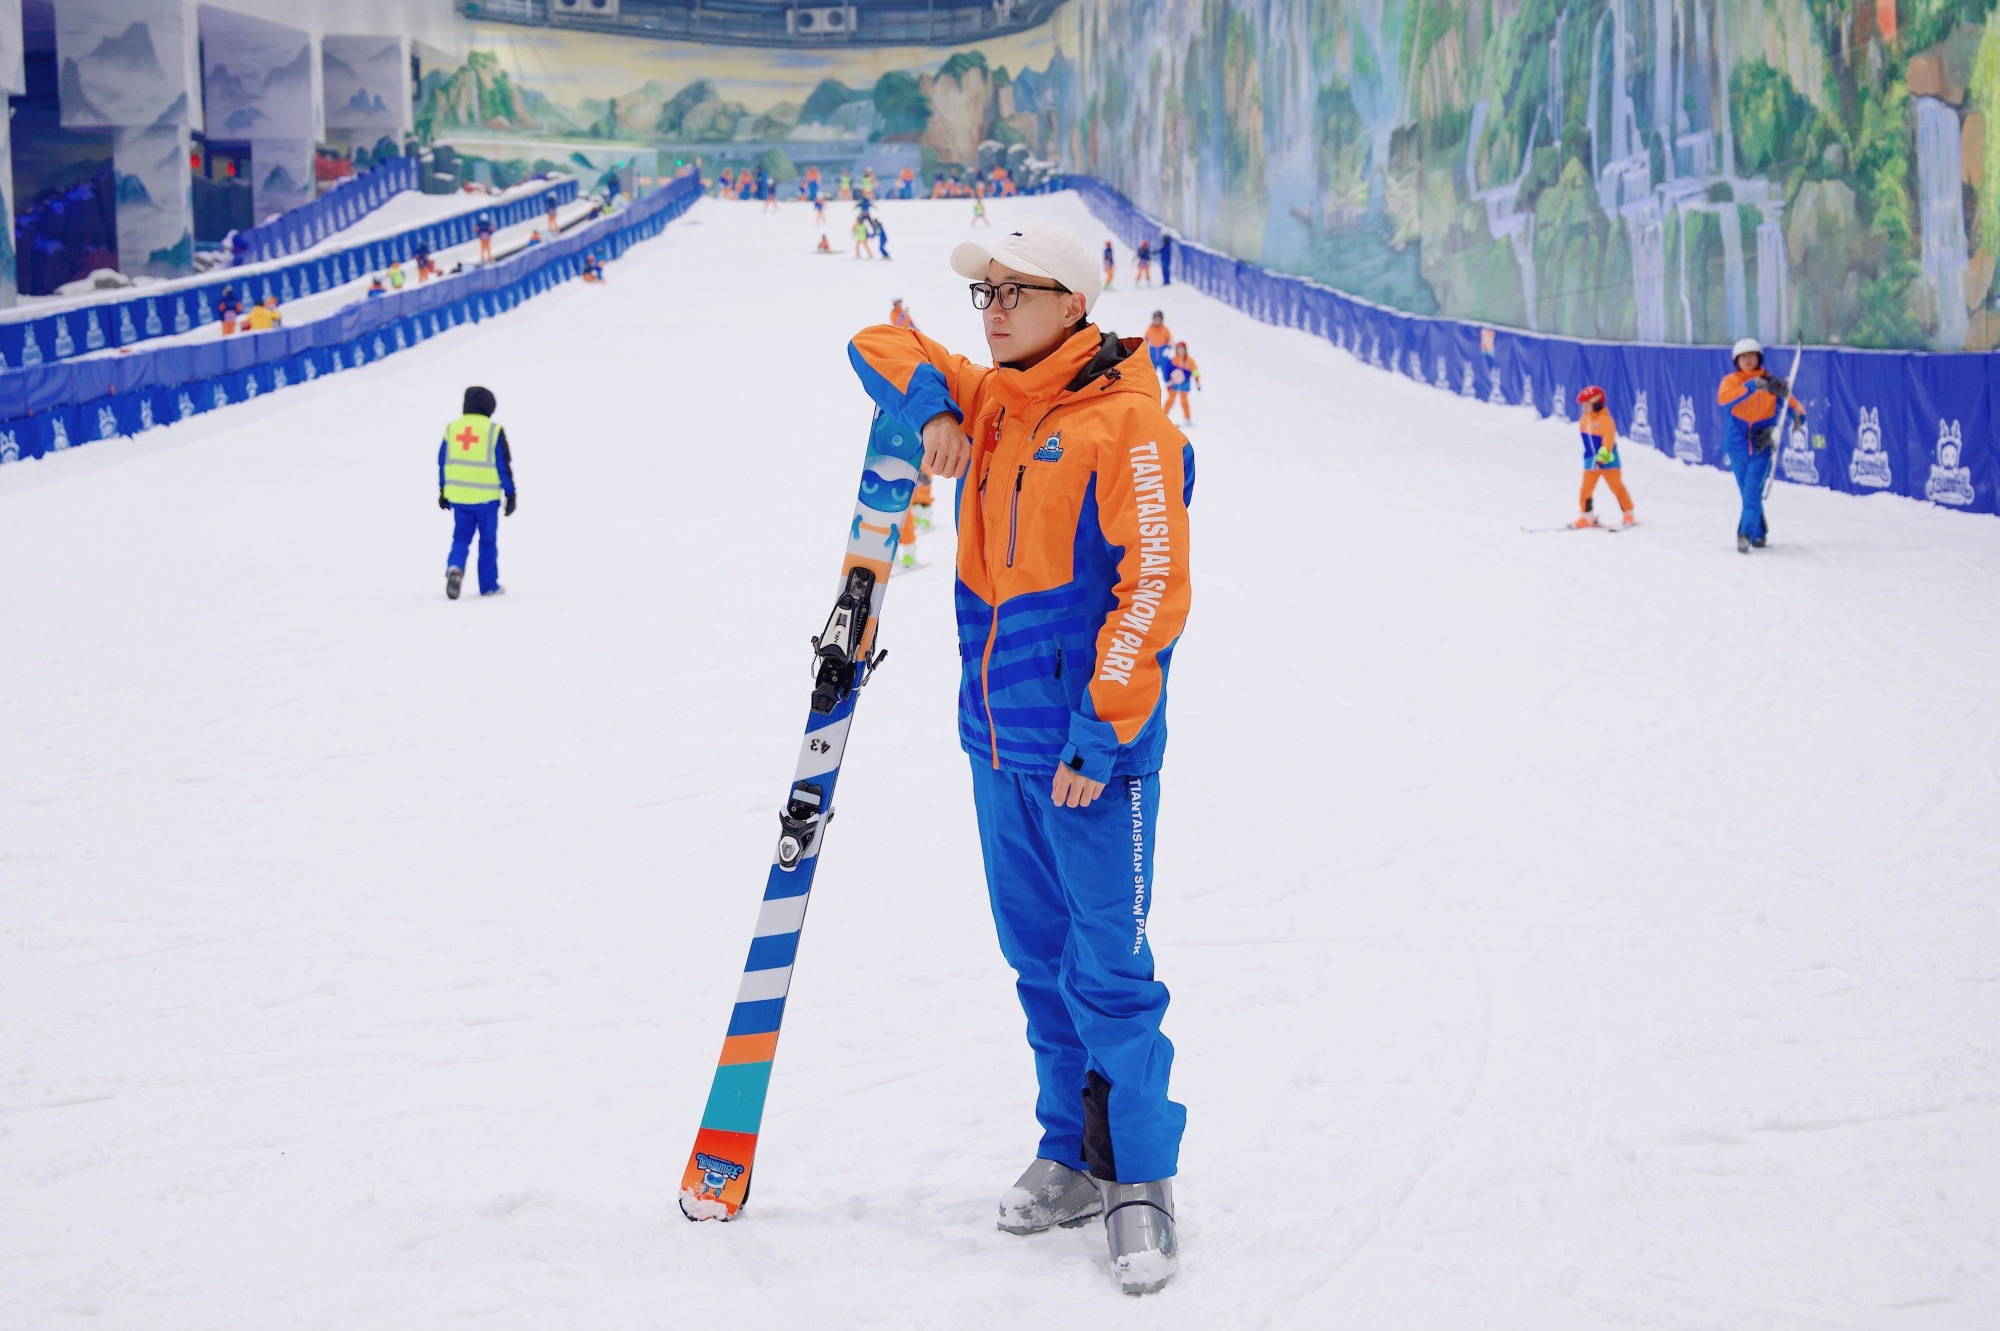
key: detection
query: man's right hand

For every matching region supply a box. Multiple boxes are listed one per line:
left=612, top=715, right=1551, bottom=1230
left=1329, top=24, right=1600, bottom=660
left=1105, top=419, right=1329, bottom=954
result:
left=922, top=412, right=972, bottom=480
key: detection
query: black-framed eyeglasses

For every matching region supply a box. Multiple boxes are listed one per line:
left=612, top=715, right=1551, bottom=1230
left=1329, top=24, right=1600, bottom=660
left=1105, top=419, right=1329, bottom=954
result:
left=969, top=280, right=1069, bottom=310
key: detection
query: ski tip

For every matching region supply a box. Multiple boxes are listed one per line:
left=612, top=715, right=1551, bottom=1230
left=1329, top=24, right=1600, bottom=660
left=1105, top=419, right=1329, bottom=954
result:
left=679, top=1190, right=738, bottom=1222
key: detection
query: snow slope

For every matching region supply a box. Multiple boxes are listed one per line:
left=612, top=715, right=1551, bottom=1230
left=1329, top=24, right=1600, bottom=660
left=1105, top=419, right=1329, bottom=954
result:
left=3, top=191, right=1998, bottom=1330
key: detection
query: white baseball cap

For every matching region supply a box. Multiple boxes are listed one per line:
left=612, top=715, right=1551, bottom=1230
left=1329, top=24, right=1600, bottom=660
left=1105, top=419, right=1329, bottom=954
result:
left=951, top=225, right=1102, bottom=314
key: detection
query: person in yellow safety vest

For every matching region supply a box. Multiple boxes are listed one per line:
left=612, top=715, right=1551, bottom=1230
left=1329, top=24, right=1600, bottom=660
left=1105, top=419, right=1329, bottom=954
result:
left=437, top=385, right=518, bottom=599
left=246, top=295, right=280, bottom=331
left=387, top=261, right=406, bottom=289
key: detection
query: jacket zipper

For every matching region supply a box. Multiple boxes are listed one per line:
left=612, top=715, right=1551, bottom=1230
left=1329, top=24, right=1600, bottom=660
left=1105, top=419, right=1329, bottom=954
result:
left=1005, top=465, right=1024, bottom=568
left=978, top=405, right=1010, bottom=768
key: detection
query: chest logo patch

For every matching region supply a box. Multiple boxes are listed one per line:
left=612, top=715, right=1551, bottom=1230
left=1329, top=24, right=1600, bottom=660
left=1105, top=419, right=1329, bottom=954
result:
left=1033, top=432, right=1064, bottom=463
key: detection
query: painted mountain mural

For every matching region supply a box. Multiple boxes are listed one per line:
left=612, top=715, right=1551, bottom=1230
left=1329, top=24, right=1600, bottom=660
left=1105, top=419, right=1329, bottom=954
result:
left=1047, top=0, right=2000, bottom=352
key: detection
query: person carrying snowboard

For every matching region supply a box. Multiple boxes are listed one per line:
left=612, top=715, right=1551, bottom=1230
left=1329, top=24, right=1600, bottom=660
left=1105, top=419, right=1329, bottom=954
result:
left=1572, top=386, right=1636, bottom=527
left=846, top=224, right=1193, bottom=1295
left=438, top=386, right=517, bottom=599
left=1717, top=337, right=1804, bottom=552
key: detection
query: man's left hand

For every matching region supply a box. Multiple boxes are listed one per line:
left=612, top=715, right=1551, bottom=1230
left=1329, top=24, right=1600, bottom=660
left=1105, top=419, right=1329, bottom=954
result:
left=1052, top=765, right=1106, bottom=809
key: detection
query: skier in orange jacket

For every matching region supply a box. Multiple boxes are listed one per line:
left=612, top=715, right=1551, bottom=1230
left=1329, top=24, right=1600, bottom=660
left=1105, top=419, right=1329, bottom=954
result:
left=1572, top=386, right=1636, bottom=527
left=844, top=225, right=1192, bottom=1292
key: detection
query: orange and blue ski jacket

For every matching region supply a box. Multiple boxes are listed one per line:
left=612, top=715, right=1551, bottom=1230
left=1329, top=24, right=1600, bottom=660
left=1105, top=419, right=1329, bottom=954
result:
left=1579, top=405, right=1620, bottom=469
left=848, top=323, right=1194, bottom=781
left=1718, top=369, right=1805, bottom=453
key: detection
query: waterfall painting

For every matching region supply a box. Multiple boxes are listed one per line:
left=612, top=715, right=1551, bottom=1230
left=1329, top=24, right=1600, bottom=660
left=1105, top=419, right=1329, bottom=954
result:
left=1051, top=0, right=2000, bottom=352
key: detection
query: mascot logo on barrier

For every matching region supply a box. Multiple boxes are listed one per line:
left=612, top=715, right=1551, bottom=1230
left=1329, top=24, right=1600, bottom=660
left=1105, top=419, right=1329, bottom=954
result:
left=1779, top=414, right=1819, bottom=485
left=1849, top=407, right=1892, bottom=488
left=1925, top=419, right=1974, bottom=507
left=21, top=328, right=42, bottom=367
left=1460, top=362, right=1478, bottom=398
left=97, top=406, right=119, bottom=440
left=139, top=399, right=155, bottom=431
left=212, top=384, right=230, bottom=410
left=1551, top=382, right=1569, bottom=421
left=272, top=365, right=289, bottom=390
left=174, top=298, right=192, bottom=334
left=1433, top=355, right=1451, bottom=391
left=1629, top=391, right=1654, bottom=445
left=1488, top=367, right=1507, bottom=405
left=50, top=417, right=70, bottom=451
left=85, top=311, right=105, bottom=352
left=1520, top=373, right=1536, bottom=410
left=1406, top=348, right=1423, bottom=381
left=54, top=320, right=76, bottom=359
left=0, top=430, right=18, bottom=464
left=177, top=393, right=195, bottom=420
left=303, top=359, right=318, bottom=381
left=145, top=301, right=163, bottom=337
left=118, top=307, right=138, bottom=343
left=1673, top=396, right=1704, bottom=463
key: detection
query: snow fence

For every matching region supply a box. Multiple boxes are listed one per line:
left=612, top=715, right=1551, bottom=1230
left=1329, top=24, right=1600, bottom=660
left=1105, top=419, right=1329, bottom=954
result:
left=232, top=157, right=421, bottom=266
left=0, top=176, right=698, bottom=466
left=1070, top=176, right=2000, bottom=519
left=0, top=177, right=578, bottom=372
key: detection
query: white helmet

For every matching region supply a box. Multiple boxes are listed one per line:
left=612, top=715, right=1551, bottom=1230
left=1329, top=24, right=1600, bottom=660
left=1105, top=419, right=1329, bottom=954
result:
left=1731, top=337, right=1763, bottom=363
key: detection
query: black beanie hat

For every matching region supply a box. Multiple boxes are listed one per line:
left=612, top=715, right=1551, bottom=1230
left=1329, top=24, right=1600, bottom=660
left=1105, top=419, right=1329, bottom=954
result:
left=463, top=386, right=496, bottom=416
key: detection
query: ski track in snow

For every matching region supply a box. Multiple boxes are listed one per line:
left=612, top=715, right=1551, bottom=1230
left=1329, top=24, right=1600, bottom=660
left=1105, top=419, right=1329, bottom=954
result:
left=3, top=191, right=1999, bottom=1330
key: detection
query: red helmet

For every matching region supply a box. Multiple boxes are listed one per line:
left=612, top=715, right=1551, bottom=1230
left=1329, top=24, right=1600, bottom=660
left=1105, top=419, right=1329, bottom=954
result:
left=1576, top=385, right=1606, bottom=407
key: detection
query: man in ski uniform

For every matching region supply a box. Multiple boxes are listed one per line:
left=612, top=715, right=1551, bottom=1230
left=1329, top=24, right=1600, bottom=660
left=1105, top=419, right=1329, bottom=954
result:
left=847, top=224, right=1193, bottom=1294
left=1143, top=311, right=1174, bottom=378
left=1717, top=337, right=1804, bottom=552
left=1572, top=386, right=1636, bottom=527
left=438, top=386, right=517, bottom=600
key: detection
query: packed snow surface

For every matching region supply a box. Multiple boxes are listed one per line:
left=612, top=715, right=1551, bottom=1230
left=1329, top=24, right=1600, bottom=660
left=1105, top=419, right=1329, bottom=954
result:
left=3, top=191, right=1998, bottom=1330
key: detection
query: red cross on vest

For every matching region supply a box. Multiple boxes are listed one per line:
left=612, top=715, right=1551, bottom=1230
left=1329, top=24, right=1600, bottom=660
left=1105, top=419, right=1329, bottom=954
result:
left=456, top=426, right=480, bottom=451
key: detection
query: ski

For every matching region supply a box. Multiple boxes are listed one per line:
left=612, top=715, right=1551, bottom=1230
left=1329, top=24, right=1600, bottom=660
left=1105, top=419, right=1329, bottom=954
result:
left=1521, top=522, right=1628, bottom=534
left=678, top=407, right=923, bottom=1223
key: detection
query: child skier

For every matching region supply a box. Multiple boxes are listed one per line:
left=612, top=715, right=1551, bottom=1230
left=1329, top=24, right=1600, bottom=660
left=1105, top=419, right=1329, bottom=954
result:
left=852, top=217, right=874, bottom=259
left=1163, top=341, right=1200, bottom=423
left=1572, top=386, right=1636, bottom=527
left=1135, top=239, right=1154, bottom=285
left=889, top=297, right=918, bottom=330
left=971, top=195, right=990, bottom=227
left=438, top=385, right=517, bottom=600
left=475, top=212, right=494, bottom=263
left=1102, top=239, right=1116, bottom=290
left=1143, top=310, right=1174, bottom=379
left=216, top=285, right=242, bottom=335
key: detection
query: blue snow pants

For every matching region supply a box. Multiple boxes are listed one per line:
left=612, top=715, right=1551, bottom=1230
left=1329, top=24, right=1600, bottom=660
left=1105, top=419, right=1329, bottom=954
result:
left=447, top=501, right=501, bottom=594
left=969, top=762, right=1185, bottom=1183
left=1727, top=446, right=1772, bottom=540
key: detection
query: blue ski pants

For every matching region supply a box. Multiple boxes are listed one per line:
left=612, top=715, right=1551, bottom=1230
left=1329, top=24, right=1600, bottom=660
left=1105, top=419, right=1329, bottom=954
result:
left=969, top=762, right=1185, bottom=1183
left=447, top=501, right=501, bottom=594
left=1727, top=446, right=1772, bottom=540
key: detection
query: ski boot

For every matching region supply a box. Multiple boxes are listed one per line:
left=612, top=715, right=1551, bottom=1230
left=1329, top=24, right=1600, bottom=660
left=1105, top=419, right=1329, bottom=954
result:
left=996, top=1159, right=1102, bottom=1235
left=446, top=566, right=464, bottom=599
left=1102, top=1178, right=1178, bottom=1295
left=1571, top=512, right=1599, bottom=529
left=1621, top=510, right=1637, bottom=527
left=480, top=584, right=506, bottom=597
left=1737, top=532, right=1752, bottom=553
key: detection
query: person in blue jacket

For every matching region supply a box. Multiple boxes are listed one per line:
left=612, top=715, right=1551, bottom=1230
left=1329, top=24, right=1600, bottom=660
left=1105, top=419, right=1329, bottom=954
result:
left=1717, top=337, right=1805, bottom=553
left=437, top=385, right=517, bottom=599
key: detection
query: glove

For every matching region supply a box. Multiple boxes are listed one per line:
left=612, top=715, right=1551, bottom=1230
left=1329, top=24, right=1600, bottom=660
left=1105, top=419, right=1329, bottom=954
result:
left=1594, top=446, right=1615, bottom=466
left=438, top=492, right=450, bottom=510
left=1762, top=375, right=1789, bottom=399
left=504, top=493, right=517, bottom=517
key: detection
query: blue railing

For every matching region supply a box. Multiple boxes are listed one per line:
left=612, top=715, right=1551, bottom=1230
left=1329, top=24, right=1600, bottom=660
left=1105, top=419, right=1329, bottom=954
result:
left=0, top=177, right=697, bottom=464
left=233, top=157, right=421, bottom=265
left=0, top=177, right=578, bottom=371
left=1071, top=176, right=1998, bottom=518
